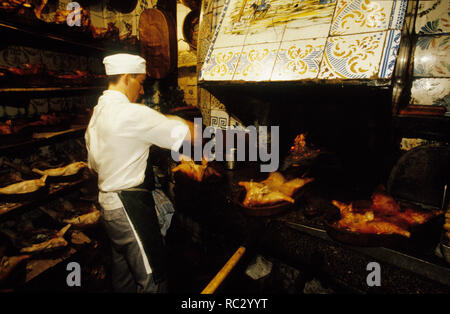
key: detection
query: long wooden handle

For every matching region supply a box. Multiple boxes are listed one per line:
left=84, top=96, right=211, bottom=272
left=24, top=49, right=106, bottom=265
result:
left=201, top=246, right=246, bottom=294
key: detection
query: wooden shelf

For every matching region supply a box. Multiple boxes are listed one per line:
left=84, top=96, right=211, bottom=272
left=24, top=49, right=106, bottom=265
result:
left=25, top=247, right=77, bottom=283
left=0, top=86, right=105, bottom=94
left=0, top=14, right=140, bottom=55
left=0, top=125, right=87, bottom=155
left=0, top=174, right=93, bottom=221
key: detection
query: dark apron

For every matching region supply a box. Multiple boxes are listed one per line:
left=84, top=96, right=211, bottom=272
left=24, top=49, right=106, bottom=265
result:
left=117, top=154, right=167, bottom=284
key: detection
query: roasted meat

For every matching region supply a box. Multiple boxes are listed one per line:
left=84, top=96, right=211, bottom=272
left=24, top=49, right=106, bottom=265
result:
left=262, top=172, right=314, bottom=197
left=0, top=64, right=43, bottom=76
left=32, top=161, right=87, bottom=177
left=238, top=172, right=313, bottom=207
left=29, top=113, right=65, bottom=127
left=331, top=189, right=443, bottom=238
left=0, top=175, right=47, bottom=195
left=55, top=6, right=89, bottom=28
left=0, top=254, right=30, bottom=285
left=332, top=200, right=411, bottom=238
left=39, top=200, right=100, bottom=229
left=239, top=181, right=295, bottom=207
left=33, top=0, right=47, bottom=19
left=19, top=224, right=71, bottom=253
left=172, top=157, right=221, bottom=182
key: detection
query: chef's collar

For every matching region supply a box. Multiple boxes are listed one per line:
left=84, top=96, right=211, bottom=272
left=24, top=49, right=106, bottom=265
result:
left=103, top=90, right=130, bottom=103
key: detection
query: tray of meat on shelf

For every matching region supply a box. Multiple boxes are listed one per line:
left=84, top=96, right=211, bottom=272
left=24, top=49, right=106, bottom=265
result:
left=0, top=232, right=30, bottom=288
left=0, top=209, right=72, bottom=258
left=29, top=112, right=71, bottom=133
left=47, top=70, right=90, bottom=86
left=0, top=175, right=49, bottom=203
left=39, top=198, right=100, bottom=229
left=0, top=119, right=33, bottom=145
left=233, top=172, right=315, bottom=217
left=31, top=161, right=88, bottom=183
left=0, top=64, right=48, bottom=87
left=324, top=188, right=444, bottom=250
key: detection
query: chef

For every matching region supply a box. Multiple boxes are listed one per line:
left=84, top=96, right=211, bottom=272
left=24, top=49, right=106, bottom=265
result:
left=85, top=53, right=194, bottom=293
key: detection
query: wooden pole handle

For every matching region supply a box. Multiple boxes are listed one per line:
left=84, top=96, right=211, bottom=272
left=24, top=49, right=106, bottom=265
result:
left=201, top=246, right=246, bottom=294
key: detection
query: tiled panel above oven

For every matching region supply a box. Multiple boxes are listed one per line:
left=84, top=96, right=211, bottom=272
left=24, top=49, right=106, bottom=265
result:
left=200, top=0, right=409, bottom=82
left=271, top=38, right=326, bottom=80
left=415, top=0, right=450, bottom=35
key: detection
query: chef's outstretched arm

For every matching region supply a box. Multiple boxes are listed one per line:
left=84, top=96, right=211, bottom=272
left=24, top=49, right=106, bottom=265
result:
left=166, top=115, right=196, bottom=145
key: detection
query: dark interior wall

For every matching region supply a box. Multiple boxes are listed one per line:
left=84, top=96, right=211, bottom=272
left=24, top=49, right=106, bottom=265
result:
left=205, top=83, right=397, bottom=195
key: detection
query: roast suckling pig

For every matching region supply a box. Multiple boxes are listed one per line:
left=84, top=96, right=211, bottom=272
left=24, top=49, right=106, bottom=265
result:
left=0, top=64, right=43, bottom=76
left=40, top=199, right=100, bottom=229
left=172, top=156, right=221, bottom=182
left=239, top=172, right=314, bottom=207
left=332, top=200, right=411, bottom=238
left=32, top=161, right=87, bottom=177
left=331, top=189, right=444, bottom=237
left=19, top=224, right=71, bottom=253
left=0, top=254, right=30, bottom=285
left=0, top=175, right=47, bottom=195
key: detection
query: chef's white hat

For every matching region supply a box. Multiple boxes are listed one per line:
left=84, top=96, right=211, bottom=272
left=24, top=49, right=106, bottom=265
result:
left=103, top=53, right=146, bottom=75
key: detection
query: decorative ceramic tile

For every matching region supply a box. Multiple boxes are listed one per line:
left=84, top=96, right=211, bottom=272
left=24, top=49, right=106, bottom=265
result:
left=283, top=0, right=337, bottom=41
left=233, top=43, right=279, bottom=81
left=211, top=109, right=229, bottom=129
left=410, top=78, right=450, bottom=107
left=379, top=29, right=401, bottom=79
left=271, top=38, right=326, bottom=81
left=212, top=0, right=248, bottom=49
left=318, top=31, right=386, bottom=79
left=330, top=0, right=394, bottom=36
left=413, top=35, right=450, bottom=77
left=212, top=5, right=225, bottom=31
left=415, top=0, right=450, bottom=35
left=211, top=93, right=226, bottom=110
left=197, top=12, right=214, bottom=64
left=213, top=0, right=226, bottom=9
left=388, top=0, right=407, bottom=30
left=200, top=46, right=242, bottom=81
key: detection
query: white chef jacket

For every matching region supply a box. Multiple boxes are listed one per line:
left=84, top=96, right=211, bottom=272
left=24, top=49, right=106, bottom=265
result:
left=85, top=90, right=188, bottom=192
left=85, top=90, right=188, bottom=275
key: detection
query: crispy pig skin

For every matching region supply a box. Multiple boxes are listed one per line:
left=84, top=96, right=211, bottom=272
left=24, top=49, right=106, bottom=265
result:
left=0, top=175, right=47, bottom=195
left=32, top=161, right=87, bottom=177
left=238, top=172, right=313, bottom=207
